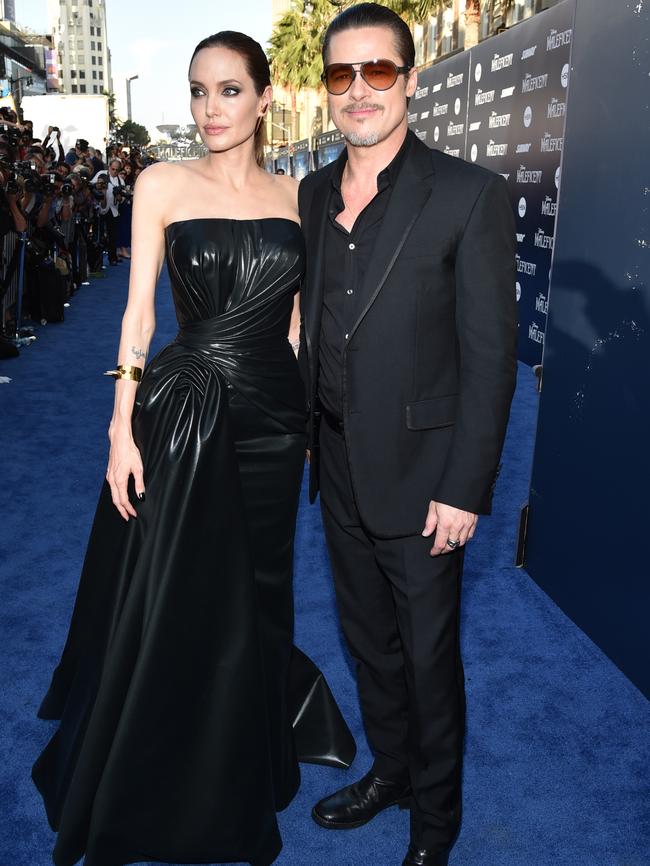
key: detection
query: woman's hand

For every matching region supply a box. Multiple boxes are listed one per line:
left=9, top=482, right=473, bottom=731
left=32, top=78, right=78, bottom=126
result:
left=106, top=423, right=145, bottom=520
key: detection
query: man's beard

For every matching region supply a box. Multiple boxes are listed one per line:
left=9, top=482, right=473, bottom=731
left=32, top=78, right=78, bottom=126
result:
left=341, top=104, right=383, bottom=147
left=344, top=130, right=380, bottom=146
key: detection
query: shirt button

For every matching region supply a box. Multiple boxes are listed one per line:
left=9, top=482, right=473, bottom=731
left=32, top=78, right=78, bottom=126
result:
left=348, top=242, right=356, bottom=250
left=346, top=289, right=353, bottom=295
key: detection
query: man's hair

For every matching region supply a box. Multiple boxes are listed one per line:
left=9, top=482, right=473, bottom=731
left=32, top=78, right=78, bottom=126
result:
left=322, top=2, right=415, bottom=68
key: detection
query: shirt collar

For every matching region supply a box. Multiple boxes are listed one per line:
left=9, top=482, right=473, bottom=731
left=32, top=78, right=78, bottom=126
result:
left=330, top=128, right=413, bottom=194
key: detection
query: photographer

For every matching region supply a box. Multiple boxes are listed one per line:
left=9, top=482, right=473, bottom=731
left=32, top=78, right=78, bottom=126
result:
left=64, top=138, right=93, bottom=171
left=0, top=158, right=28, bottom=236
left=42, top=127, right=65, bottom=164
left=92, top=158, right=125, bottom=265
left=0, top=157, right=29, bottom=345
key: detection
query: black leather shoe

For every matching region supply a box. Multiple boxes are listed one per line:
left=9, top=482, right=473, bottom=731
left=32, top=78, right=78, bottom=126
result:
left=312, top=770, right=411, bottom=829
left=402, top=843, right=449, bottom=866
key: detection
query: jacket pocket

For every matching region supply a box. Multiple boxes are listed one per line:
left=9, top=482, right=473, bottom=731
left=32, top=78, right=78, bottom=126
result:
left=405, top=395, right=458, bottom=430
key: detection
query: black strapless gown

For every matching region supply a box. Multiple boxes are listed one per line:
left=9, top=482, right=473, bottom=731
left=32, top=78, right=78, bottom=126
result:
left=32, top=219, right=353, bottom=866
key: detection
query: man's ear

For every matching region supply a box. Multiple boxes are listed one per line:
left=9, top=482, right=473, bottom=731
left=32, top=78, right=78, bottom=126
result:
left=405, top=66, right=418, bottom=99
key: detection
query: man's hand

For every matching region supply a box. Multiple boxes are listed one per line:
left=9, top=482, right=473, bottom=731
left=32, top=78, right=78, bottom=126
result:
left=422, top=500, right=478, bottom=556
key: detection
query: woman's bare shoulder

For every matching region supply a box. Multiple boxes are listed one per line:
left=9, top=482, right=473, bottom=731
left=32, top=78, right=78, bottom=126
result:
left=268, top=173, right=300, bottom=213
left=136, top=160, right=188, bottom=188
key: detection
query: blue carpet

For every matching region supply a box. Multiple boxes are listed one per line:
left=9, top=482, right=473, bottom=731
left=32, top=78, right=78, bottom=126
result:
left=1, top=263, right=648, bottom=866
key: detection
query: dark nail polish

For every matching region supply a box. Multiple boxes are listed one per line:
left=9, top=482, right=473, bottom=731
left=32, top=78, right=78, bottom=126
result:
left=137, top=492, right=145, bottom=501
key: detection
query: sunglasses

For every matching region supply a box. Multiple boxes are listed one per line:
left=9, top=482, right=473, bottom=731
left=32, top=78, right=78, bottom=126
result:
left=321, top=58, right=412, bottom=96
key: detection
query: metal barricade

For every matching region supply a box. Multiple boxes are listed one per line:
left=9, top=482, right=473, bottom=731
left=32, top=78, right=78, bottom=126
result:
left=1, top=228, right=32, bottom=345
left=1, top=231, right=20, bottom=329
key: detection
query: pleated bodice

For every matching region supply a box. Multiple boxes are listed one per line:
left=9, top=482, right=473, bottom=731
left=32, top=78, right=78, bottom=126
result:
left=145, top=217, right=308, bottom=433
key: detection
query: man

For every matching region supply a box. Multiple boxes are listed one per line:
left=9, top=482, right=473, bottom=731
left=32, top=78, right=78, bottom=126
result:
left=298, top=4, right=517, bottom=865
left=65, top=138, right=89, bottom=167
left=92, top=158, right=124, bottom=265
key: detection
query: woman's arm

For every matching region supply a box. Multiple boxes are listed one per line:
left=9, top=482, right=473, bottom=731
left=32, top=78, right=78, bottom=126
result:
left=289, top=292, right=300, bottom=356
left=106, top=164, right=167, bottom=520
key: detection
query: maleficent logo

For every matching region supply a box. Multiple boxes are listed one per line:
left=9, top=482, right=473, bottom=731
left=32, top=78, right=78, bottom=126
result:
left=547, top=98, right=566, bottom=119
left=489, top=112, right=511, bottom=128
left=517, top=166, right=543, bottom=184
left=547, top=28, right=572, bottom=51
left=491, top=52, right=514, bottom=72
left=541, top=196, right=557, bottom=217
left=475, top=89, right=495, bottom=106
left=541, top=133, right=563, bottom=153
left=522, top=73, right=549, bottom=93
left=517, top=256, right=537, bottom=276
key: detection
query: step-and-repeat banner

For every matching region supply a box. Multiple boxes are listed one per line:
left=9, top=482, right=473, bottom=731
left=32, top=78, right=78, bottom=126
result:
left=409, top=0, right=574, bottom=365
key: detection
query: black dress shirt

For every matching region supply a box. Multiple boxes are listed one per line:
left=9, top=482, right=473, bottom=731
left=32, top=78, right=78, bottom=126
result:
left=318, top=131, right=412, bottom=419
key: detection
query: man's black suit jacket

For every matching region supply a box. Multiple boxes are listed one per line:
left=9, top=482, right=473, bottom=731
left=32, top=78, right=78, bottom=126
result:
left=298, top=131, right=518, bottom=539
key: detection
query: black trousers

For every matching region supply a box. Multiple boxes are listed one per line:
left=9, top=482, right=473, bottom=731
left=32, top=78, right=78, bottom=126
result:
left=105, top=210, right=119, bottom=263
left=319, top=418, right=465, bottom=853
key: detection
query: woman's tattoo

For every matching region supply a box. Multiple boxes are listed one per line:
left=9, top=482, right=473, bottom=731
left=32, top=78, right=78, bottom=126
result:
left=131, top=346, right=146, bottom=360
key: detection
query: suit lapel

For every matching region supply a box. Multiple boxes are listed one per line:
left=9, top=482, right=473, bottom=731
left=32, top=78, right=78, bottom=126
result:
left=347, top=135, right=435, bottom=343
left=303, top=167, right=333, bottom=372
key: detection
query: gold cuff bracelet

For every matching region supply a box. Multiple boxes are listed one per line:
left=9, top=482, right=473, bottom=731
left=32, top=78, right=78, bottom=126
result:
left=104, top=364, right=143, bottom=382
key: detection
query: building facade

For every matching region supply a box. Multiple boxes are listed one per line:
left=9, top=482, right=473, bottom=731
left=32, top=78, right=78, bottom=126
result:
left=47, top=0, right=112, bottom=95
left=0, top=22, right=51, bottom=108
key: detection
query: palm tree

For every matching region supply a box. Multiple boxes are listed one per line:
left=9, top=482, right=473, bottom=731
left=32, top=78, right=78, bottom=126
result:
left=269, top=0, right=332, bottom=142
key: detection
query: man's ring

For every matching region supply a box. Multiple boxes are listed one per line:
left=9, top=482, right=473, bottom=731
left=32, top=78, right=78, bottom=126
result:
left=446, top=538, right=461, bottom=549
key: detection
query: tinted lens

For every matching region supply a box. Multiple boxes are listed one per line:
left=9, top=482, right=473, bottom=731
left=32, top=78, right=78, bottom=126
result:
left=325, top=64, right=355, bottom=95
left=360, top=60, right=398, bottom=90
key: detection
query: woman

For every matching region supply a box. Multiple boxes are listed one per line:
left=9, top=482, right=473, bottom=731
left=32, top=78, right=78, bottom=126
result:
left=32, top=31, right=353, bottom=866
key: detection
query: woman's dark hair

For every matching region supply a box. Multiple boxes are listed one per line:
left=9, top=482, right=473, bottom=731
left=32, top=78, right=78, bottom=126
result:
left=189, top=31, right=270, bottom=166
left=322, top=2, right=415, bottom=69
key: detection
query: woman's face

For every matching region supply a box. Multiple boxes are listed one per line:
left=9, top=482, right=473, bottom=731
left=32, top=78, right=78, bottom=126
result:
left=189, top=46, right=271, bottom=154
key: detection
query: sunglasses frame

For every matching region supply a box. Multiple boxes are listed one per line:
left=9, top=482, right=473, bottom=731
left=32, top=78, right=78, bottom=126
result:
left=321, top=58, right=413, bottom=95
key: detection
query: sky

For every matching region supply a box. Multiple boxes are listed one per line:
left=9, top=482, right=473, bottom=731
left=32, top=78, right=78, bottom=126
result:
left=17, top=0, right=274, bottom=139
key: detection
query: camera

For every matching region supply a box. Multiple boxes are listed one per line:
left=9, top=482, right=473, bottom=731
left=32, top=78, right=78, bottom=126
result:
left=4, top=173, right=20, bottom=195
left=113, top=185, right=133, bottom=202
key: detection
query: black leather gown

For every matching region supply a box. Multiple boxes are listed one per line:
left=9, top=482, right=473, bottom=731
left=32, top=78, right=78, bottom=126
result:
left=32, top=218, right=353, bottom=866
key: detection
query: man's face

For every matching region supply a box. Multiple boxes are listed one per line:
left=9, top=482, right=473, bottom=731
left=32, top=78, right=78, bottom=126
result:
left=325, top=25, right=416, bottom=148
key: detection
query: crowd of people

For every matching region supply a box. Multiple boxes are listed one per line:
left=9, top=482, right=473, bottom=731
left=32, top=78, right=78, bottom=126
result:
left=0, top=103, right=155, bottom=351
